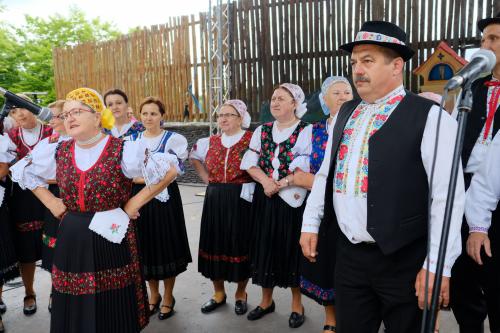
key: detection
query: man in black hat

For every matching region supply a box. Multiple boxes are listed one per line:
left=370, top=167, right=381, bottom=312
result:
left=450, top=12, right=500, bottom=333
left=300, top=20, right=465, bottom=332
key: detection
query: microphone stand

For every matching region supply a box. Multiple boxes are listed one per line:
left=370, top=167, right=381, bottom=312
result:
left=425, top=82, right=473, bottom=332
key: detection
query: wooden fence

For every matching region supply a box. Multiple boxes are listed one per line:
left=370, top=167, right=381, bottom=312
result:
left=53, top=0, right=498, bottom=121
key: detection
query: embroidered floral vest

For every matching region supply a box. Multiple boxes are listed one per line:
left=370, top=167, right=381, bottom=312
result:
left=56, top=136, right=132, bottom=212
left=205, top=131, right=253, bottom=184
left=8, top=124, right=53, bottom=160
left=310, top=119, right=329, bottom=175
left=258, top=121, right=308, bottom=179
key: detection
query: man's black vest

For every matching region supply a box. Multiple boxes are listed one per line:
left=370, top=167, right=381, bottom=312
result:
left=462, top=74, right=500, bottom=170
left=324, top=92, right=435, bottom=255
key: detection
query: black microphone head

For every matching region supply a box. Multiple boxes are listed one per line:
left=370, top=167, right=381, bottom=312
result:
left=37, top=107, right=53, bottom=122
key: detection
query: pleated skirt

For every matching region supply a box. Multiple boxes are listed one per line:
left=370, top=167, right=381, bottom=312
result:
left=198, top=183, right=252, bottom=282
left=41, top=184, right=60, bottom=272
left=50, top=211, right=149, bottom=333
left=250, top=184, right=305, bottom=289
left=132, top=182, right=192, bottom=281
left=0, top=182, right=19, bottom=284
left=299, top=218, right=337, bottom=306
left=9, top=182, right=45, bottom=263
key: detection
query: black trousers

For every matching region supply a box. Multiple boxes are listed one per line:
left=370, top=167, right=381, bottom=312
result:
left=335, top=234, right=426, bottom=333
left=450, top=221, right=500, bottom=333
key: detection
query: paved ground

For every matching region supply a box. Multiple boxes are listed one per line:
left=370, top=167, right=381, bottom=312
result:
left=1, top=185, right=489, bottom=332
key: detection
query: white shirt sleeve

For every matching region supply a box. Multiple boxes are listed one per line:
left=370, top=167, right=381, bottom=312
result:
left=289, top=124, right=313, bottom=173
left=121, top=140, right=177, bottom=182
left=301, top=122, right=335, bottom=233
left=0, top=134, right=16, bottom=163
left=240, top=125, right=262, bottom=170
left=465, top=131, right=500, bottom=234
left=165, top=133, right=189, bottom=161
left=10, top=137, right=56, bottom=190
left=189, top=137, right=210, bottom=162
left=421, top=105, right=465, bottom=277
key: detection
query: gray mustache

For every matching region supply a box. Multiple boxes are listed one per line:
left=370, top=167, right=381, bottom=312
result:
left=355, top=76, right=370, bottom=83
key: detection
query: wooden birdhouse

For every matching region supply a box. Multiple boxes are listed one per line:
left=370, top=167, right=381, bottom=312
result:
left=413, top=41, right=468, bottom=112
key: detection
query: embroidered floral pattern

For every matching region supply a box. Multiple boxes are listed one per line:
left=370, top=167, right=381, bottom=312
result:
left=105, top=122, right=145, bottom=139
left=310, top=119, right=329, bottom=175
left=16, top=220, right=44, bottom=232
left=199, top=249, right=248, bottom=263
left=258, top=121, right=308, bottom=179
left=56, top=137, right=132, bottom=212
left=8, top=125, right=53, bottom=160
left=42, top=233, right=57, bottom=248
left=476, top=84, right=500, bottom=145
left=299, top=276, right=335, bottom=303
left=52, top=263, right=137, bottom=295
left=205, top=131, right=253, bottom=184
left=335, top=94, right=404, bottom=197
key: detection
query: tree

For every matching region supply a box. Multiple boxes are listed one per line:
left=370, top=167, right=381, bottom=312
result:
left=2, top=6, right=120, bottom=104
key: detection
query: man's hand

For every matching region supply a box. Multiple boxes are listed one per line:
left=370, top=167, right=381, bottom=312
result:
left=415, top=268, right=450, bottom=310
left=299, top=232, right=318, bottom=263
left=466, top=232, right=492, bottom=265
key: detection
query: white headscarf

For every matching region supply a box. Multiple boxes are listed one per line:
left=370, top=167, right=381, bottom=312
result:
left=279, top=83, right=308, bottom=118
left=319, top=76, right=352, bottom=115
left=221, top=99, right=251, bottom=129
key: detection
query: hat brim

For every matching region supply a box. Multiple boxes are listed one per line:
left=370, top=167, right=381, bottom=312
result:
left=478, top=17, right=500, bottom=32
left=340, top=40, right=415, bottom=62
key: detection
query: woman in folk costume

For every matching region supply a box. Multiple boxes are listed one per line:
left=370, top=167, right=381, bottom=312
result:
left=104, top=89, right=144, bottom=139
left=297, top=76, right=353, bottom=333
left=190, top=99, right=254, bottom=316
left=5, top=93, right=53, bottom=316
left=10, top=88, right=177, bottom=333
left=0, top=133, right=19, bottom=333
left=240, top=83, right=313, bottom=328
left=11, top=100, right=71, bottom=312
left=125, top=96, right=192, bottom=320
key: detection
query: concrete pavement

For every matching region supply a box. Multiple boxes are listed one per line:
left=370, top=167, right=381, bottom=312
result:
left=1, top=185, right=483, bottom=332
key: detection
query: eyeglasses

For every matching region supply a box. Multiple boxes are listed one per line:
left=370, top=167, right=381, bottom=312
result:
left=58, top=108, right=95, bottom=121
left=216, top=113, right=240, bottom=119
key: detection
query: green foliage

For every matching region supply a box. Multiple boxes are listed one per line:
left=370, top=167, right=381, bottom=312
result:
left=0, top=6, right=120, bottom=105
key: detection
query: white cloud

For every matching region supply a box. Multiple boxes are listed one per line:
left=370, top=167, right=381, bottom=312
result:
left=1, top=0, right=210, bottom=32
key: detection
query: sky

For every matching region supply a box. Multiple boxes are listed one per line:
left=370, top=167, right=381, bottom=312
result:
left=1, top=0, right=211, bottom=32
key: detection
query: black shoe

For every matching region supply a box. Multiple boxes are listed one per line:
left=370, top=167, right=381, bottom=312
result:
left=23, top=295, right=37, bottom=316
left=148, top=295, right=162, bottom=317
left=158, top=297, right=175, bottom=320
left=0, top=299, right=6, bottom=314
left=324, top=325, right=336, bottom=332
left=234, top=294, right=248, bottom=315
left=247, top=301, right=275, bottom=321
left=201, top=296, right=226, bottom=314
left=288, top=306, right=305, bottom=328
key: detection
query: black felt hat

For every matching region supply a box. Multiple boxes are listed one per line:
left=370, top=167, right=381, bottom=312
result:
left=478, top=12, right=500, bottom=32
left=339, top=21, right=415, bottom=61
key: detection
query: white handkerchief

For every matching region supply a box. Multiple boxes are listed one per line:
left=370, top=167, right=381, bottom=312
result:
left=240, top=182, right=256, bottom=202
left=88, top=208, right=130, bottom=244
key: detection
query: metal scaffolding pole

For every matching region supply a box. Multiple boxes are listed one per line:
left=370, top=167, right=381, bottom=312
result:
left=208, top=0, right=231, bottom=134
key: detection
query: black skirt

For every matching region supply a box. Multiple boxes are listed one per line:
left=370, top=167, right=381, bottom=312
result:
left=9, top=182, right=45, bottom=263
left=0, top=181, right=19, bottom=284
left=132, top=182, right=192, bottom=281
left=41, top=184, right=60, bottom=272
left=250, top=184, right=305, bottom=289
left=299, top=218, right=337, bottom=306
left=198, top=183, right=252, bottom=283
left=50, top=211, right=149, bottom=333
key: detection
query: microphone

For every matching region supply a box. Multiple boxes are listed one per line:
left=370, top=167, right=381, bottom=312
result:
left=0, top=87, right=52, bottom=122
left=444, top=49, right=496, bottom=90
